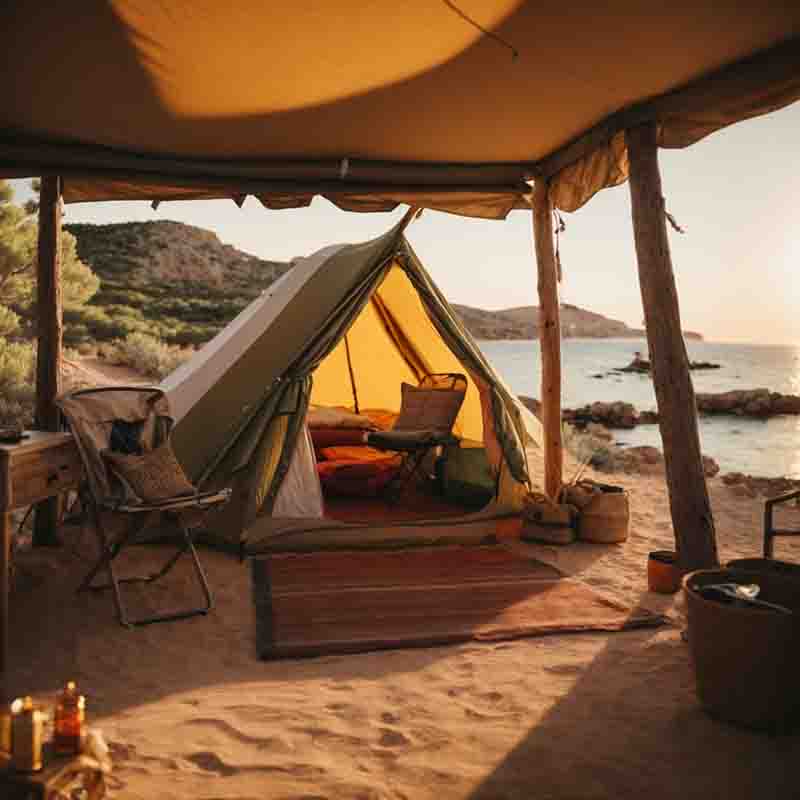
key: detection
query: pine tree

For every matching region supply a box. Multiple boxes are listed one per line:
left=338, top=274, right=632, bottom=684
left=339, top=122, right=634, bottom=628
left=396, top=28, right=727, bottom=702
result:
left=0, top=180, right=100, bottom=337
left=0, top=180, right=100, bottom=427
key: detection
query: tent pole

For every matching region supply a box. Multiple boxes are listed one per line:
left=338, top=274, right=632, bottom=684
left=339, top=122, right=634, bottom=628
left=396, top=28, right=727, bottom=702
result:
left=396, top=206, right=421, bottom=236
left=343, top=334, right=359, bottom=413
left=33, top=175, right=64, bottom=547
left=626, top=123, right=718, bottom=572
left=531, top=180, right=563, bottom=501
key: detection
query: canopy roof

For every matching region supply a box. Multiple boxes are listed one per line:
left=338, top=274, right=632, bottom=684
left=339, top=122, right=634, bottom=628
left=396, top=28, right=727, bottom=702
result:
left=2, top=2, right=799, bottom=216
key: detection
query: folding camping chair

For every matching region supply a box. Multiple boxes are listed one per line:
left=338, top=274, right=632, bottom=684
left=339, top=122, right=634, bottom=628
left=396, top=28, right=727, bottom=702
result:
left=763, top=488, right=800, bottom=558
left=367, top=373, right=467, bottom=498
left=56, top=386, right=231, bottom=628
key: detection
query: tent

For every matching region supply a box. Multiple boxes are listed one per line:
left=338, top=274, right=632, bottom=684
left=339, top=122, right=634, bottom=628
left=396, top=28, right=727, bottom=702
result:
left=161, top=218, right=541, bottom=554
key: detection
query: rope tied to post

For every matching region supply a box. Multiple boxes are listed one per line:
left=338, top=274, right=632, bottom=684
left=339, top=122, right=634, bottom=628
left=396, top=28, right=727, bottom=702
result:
left=553, top=209, right=566, bottom=282
left=663, top=198, right=686, bottom=234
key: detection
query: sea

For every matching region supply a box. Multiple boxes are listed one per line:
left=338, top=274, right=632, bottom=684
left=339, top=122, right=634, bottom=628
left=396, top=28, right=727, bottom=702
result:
left=480, top=338, right=800, bottom=479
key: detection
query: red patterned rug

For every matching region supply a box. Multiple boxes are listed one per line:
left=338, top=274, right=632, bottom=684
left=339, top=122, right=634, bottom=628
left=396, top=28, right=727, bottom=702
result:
left=252, top=545, right=666, bottom=659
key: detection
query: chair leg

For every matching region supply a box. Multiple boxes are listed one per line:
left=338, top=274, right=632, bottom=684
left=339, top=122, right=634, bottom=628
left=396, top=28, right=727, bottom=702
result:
left=179, top=516, right=214, bottom=614
left=764, top=502, right=774, bottom=559
left=386, top=449, right=430, bottom=503
left=78, top=506, right=213, bottom=628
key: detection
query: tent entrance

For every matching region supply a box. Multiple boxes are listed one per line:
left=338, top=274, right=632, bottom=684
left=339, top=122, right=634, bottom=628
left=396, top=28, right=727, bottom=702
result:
left=307, top=261, right=495, bottom=524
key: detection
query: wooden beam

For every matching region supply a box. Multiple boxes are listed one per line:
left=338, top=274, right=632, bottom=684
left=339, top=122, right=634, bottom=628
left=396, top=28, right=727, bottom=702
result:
left=626, top=123, right=718, bottom=572
left=531, top=180, right=563, bottom=501
left=0, top=511, right=8, bottom=704
left=33, top=175, right=63, bottom=547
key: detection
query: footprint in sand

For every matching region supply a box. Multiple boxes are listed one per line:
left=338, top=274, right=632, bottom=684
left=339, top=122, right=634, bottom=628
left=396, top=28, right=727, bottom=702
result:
left=377, top=728, right=411, bottom=748
left=185, top=751, right=326, bottom=780
left=186, top=751, right=239, bottom=777
left=543, top=663, right=584, bottom=676
left=328, top=682, right=355, bottom=692
left=183, top=717, right=291, bottom=752
left=324, top=701, right=369, bottom=722
left=294, top=725, right=364, bottom=748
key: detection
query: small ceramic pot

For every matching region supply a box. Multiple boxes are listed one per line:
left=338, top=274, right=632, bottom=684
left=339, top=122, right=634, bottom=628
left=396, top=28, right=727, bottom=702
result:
left=648, top=550, right=680, bottom=594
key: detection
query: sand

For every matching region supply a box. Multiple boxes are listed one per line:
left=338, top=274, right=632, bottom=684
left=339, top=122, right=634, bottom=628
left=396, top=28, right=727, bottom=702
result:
left=9, top=466, right=800, bottom=800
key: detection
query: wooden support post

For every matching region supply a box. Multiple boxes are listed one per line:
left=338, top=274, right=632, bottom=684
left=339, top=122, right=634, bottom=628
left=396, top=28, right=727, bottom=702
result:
left=626, top=123, right=718, bottom=572
left=33, top=175, right=63, bottom=547
left=531, top=180, right=563, bottom=501
left=0, top=510, right=9, bottom=703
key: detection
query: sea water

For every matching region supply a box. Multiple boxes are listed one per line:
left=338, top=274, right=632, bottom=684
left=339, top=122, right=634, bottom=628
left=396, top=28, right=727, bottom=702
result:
left=480, top=338, right=800, bottom=479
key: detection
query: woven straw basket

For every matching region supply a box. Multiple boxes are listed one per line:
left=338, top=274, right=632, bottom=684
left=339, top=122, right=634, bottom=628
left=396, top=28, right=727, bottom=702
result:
left=562, top=482, right=629, bottom=543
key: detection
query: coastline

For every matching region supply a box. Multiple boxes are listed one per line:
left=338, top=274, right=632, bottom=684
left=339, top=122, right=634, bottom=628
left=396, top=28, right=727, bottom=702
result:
left=479, top=337, right=800, bottom=480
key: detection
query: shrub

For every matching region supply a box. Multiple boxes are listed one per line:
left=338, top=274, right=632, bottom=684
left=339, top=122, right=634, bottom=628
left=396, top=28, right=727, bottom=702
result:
left=75, top=342, right=97, bottom=357
left=0, top=338, right=35, bottom=427
left=0, top=306, right=20, bottom=337
left=107, top=332, right=194, bottom=380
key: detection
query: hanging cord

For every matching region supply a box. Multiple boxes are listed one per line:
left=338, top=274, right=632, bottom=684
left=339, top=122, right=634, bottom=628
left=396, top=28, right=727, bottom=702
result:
left=442, top=0, right=519, bottom=61
left=552, top=208, right=566, bottom=282
left=663, top=198, right=686, bottom=234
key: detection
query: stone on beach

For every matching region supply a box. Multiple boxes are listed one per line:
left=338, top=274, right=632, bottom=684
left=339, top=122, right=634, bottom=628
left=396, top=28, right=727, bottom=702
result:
left=696, top=388, right=800, bottom=417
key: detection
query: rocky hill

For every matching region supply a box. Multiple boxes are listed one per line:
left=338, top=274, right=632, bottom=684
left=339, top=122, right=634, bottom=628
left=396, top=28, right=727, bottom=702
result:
left=65, top=220, right=702, bottom=347
left=452, top=302, right=702, bottom=340
left=65, top=221, right=292, bottom=346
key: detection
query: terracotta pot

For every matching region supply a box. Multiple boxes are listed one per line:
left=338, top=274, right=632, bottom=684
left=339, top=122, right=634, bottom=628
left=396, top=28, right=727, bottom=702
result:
left=648, top=550, right=680, bottom=593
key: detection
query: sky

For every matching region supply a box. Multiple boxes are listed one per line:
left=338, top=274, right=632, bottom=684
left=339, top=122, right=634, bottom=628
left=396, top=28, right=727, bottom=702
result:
left=9, top=101, right=800, bottom=345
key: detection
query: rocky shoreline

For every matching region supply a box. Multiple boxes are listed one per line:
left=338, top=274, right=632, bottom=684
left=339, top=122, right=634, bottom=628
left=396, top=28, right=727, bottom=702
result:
left=520, top=388, right=800, bottom=430
left=518, top=393, right=800, bottom=497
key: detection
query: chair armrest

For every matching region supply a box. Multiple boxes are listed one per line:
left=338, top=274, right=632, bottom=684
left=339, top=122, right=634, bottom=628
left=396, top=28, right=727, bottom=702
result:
left=764, top=488, right=800, bottom=512
left=763, top=488, right=800, bottom=558
left=105, top=488, right=232, bottom=513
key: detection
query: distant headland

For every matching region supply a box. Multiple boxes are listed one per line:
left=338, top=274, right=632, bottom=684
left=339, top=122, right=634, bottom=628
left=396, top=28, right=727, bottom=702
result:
left=452, top=302, right=703, bottom=341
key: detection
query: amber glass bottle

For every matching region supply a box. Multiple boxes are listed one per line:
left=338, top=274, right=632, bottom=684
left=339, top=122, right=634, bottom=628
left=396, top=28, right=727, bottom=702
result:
left=53, top=681, right=85, bottom=755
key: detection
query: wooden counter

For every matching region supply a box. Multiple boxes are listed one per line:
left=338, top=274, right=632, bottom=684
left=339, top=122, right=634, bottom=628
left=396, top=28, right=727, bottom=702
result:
left=0, top=432, right=82, bottom=702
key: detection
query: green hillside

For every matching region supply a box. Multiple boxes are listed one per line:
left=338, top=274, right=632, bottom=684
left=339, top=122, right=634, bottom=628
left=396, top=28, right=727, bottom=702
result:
left=64, top=221, right=292, bottom=347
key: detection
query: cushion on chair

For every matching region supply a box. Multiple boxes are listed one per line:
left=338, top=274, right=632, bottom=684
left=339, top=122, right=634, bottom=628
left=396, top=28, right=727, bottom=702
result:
left=103, top=440, right=196, bottom=503
left=393, top=383, right=465, bottom=435
left=367, top=429, right=443, bottom=451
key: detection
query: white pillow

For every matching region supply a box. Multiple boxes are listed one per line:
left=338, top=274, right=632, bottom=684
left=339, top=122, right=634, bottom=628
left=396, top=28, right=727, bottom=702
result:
left=306, top=405, right=376, bottom=430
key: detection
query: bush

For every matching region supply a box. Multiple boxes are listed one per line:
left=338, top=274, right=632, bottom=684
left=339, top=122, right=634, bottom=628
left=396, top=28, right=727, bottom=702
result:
left=0, top=338, right=35, bottom=427
left=106, top=332, right=194, bottom=380
left=0, top=306, right=20, bottom=337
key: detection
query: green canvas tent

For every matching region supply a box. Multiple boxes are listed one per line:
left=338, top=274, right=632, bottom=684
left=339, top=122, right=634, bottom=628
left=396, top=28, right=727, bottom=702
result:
left=162, top=219, right=542, bottom=554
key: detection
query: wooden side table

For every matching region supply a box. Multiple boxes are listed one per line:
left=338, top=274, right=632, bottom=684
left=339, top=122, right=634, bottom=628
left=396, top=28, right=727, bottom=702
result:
left=0, top=432, right=83, bottom=703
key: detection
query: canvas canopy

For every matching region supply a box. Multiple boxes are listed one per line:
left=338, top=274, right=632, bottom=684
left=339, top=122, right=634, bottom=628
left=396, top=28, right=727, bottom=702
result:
left=1, top=3, right=798, bottom=216
left=161, top=219, right=541, bottom=552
